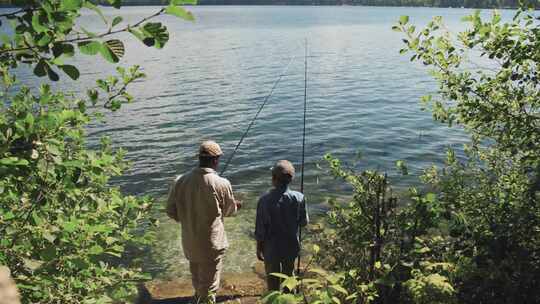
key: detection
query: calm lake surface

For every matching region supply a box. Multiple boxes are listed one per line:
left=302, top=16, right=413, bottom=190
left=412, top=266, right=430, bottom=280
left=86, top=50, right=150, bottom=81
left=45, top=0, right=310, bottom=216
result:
left=9, top=5, right=515, bottom=278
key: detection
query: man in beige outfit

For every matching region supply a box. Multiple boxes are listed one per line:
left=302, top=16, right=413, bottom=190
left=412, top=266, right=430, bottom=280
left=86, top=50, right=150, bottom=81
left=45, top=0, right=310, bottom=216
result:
left=166, top=140, right=241, bottom=304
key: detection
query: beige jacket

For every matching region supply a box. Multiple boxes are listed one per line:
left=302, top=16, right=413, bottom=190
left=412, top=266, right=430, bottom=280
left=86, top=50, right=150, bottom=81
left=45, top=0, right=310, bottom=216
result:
left=166, top=167, right=237, bottom=262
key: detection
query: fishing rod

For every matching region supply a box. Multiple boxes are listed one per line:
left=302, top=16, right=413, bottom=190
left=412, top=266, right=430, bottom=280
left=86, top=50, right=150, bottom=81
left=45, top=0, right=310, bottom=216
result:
left=297, top=39, right=308, bottom=275
left=220, top=55, right=296, bottom=176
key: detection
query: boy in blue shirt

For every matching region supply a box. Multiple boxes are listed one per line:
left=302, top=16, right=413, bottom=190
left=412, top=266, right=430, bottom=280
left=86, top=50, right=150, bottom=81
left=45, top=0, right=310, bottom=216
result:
left=255, top=160, right=309, bottom=291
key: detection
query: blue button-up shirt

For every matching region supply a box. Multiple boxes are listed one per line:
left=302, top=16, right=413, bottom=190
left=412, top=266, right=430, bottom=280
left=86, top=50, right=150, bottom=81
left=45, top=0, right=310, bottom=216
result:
left=255, top=185, right=308, bottom=261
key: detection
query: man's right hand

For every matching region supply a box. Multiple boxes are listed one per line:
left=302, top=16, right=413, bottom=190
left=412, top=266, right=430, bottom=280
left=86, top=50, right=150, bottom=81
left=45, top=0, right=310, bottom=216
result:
left=235, top=200, right=243, bottom=210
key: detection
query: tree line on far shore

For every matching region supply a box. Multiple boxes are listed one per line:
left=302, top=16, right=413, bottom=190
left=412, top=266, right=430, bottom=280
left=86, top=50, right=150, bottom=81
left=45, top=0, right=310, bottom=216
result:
left=0, top=0, right=535, bottom=8
left=199, top=0, right=528, bottom=8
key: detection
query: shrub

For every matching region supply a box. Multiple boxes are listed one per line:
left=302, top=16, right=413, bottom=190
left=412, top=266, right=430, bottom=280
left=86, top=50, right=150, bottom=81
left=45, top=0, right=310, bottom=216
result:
left=396, top=7, right=540, bottom=303
left=0, top=0, right=195, bottom=302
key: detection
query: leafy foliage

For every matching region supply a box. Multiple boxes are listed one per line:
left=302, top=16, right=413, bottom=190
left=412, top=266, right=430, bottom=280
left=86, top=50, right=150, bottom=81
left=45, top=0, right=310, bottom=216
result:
left=265, top=156, right=455, bottom=304
left=261, top=257, right=357, bottom=304
left=394, top=7, right=540, bottom=304
left=313, top=155, right=455, bottom=304
left=262, top=5, right=540, bottom=304
left=0, top=0, right=195, bottom=302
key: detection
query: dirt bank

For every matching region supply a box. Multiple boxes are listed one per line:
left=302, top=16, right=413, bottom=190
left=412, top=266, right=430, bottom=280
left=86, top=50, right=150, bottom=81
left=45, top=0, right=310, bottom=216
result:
left=138, top=262, right=268, bottom=304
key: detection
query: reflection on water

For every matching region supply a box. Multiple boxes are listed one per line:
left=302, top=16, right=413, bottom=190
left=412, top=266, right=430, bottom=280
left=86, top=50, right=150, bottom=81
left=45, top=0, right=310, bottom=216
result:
left=8, top=5, right=513, bottom=278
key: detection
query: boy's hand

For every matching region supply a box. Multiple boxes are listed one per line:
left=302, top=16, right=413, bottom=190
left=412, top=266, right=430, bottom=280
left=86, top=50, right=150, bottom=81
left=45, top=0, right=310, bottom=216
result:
left=235, top=200, right=243, bottom=210
left=256, top=241, right=264, bottom=261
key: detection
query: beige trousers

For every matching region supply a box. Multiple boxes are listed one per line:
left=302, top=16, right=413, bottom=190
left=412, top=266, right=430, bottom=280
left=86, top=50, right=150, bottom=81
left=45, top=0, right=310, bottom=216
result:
left=189, top=258, right=223, bottom=301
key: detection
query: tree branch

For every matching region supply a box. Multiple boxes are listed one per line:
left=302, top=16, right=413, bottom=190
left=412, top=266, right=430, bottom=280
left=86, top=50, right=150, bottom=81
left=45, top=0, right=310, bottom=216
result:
left=0, top=8, right=165, bottom=55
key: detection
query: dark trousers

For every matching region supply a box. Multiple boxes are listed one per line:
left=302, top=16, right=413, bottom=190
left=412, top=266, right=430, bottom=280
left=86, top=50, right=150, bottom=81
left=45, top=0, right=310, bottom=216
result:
left=264, top=257, right=296, bottom=291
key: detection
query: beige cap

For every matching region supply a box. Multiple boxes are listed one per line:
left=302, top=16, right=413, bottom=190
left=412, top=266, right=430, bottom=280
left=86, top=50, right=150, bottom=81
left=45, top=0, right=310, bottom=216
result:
left=198, top=140, right=223, bottom=157
left=272, top=160, right=295, bottom=179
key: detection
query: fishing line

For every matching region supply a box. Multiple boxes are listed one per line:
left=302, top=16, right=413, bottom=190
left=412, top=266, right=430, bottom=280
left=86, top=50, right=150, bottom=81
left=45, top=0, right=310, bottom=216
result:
left=297, top=38, right=308, bottom=275
left=220, top=55, right=297, bottom=176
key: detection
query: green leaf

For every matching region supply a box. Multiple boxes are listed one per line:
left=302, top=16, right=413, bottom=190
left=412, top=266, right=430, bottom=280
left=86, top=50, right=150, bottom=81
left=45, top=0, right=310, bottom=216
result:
left=425, top=192, right=437, bottom=202
left=415, top=246, right=431, bottom=254
left=104, top=39, right=125, bottom=59
left=330, top=285, right=348, bottom=295
left=89, top=245, right=104, bottom=255
left=399, top=15, right=409, bottom=25
left=43, top=231, right=56, bottom=243
left=52, top=43, right=75, bottom=58
left=111, top=16, right=123, bottom=27
left=396, top=160, right=408, bottom=175
left=32, top=13, right=48, bottom=33
left=23, top=258, right=44, bottom=271
left=270, top=272, right=290, bottom=280
left=108, top=0, right=122, bottom=9
left=46, top=67, right=59, bottom=81
left=308, top=268, right=328, bottom=277
left=37, top=34, right=52, bottom=47
left=34, top=59, right=48, bottom=77
left=46, top=143, right=61, bottom=156
left=78, top=41, right=101, bottom=55
left=275, top=294, right=296, bottom=304
left=2, top=211, right=15, bottom=220
left=51, top=56, right=64, bottom=66
left=0, top=157, right=29, bottom=166
left=281, top=277, right=299, bottom=292
left=165, top=5, right=195, bottom=21
left=25, top=113, right=34, bottom=128
left=141, top=22, right=169, bottom=49
left=59, top=65, right=80, bottom=80
left=313, top=244, right=320, bottom=254
left=32, top=212, right=44, bottom=225
left=61, top=0, right=83, bottom=11
left=261, top=291, right=281, bottom=304
left=71, top=258, right=89, bottom=270
left=87, top=89, right=99, bottom=104
left=99, top=43, right=120, bottom=63
left=41, top=245, right=57, bottom=261
left=62, top=221, right=78, bottom=233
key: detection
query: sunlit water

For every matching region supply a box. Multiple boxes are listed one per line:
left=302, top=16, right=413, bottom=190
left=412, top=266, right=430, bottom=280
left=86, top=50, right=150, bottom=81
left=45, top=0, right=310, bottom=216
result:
left=5, top=5, right=517, bottom=279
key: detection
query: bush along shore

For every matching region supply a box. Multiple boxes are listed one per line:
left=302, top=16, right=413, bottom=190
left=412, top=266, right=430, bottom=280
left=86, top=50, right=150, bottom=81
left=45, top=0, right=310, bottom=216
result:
left=0, top=0, right=196, bottom=302
left=262, top=7, right=540, bottom=304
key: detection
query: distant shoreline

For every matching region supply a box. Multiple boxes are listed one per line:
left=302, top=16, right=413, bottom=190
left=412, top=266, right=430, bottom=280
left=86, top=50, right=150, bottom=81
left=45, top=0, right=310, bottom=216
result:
left=0, top=3, right=524, bottom=9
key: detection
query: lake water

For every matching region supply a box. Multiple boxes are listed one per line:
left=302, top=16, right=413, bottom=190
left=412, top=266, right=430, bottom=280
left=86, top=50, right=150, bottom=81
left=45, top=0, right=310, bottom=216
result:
left=7, top=5, right=515, bottom=279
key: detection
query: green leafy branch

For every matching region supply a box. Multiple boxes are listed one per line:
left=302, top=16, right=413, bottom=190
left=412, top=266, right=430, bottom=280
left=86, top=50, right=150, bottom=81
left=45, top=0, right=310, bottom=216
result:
left=86, top=65, right=146, bottom=111
left=0, top=0, right=196, bottom=81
